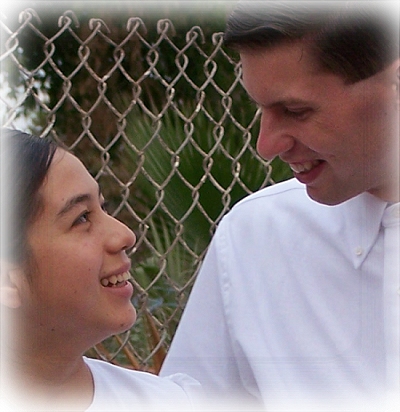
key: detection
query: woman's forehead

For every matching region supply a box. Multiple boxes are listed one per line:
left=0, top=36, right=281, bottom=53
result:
left=40, top=150, right=98, bottom=210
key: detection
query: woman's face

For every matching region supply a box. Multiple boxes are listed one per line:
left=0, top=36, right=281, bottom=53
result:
left=19, top=149, right=137, bottom=349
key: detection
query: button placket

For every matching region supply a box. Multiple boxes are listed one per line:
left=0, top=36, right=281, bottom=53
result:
left=382, top=203, right=400, bottom=404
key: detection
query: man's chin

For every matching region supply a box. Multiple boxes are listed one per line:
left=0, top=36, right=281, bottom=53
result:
left=305, top=186, right=357, bottom=206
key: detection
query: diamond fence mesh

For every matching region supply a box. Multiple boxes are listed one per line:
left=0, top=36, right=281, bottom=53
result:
left=0, top=5, right=291, bottom=373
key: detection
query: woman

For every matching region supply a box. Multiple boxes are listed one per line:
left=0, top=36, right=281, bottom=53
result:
left=0, top=128, right=200, bottom=411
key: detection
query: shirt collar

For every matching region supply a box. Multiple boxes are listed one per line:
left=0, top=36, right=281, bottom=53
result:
left=341, top=192, right=388, bottom=269
left=382, top=202, right=400, bottom=228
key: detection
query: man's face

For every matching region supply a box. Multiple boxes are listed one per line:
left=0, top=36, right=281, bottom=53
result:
left=240, top=41, right=399, bottom=205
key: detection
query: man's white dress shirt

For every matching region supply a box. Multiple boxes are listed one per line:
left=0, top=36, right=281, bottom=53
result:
left=161, top=178, right=399, bottom=411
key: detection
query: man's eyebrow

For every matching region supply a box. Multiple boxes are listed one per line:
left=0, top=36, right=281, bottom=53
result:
left=247, top=95, right=259, bottom=106
left=247, top=94, right=310, bottom=108
left=57, top=185, right=101, bottom=217
left=272, top=98, right=311, bottom=107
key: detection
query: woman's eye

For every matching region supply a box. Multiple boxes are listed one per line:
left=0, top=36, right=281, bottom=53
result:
left=73, top=211, right=90, bottom=226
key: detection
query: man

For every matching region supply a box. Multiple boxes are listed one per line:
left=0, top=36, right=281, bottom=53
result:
left=160, top=1, right=399, bottom=411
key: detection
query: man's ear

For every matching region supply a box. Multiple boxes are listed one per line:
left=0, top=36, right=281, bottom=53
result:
left=396, top=61, right=399, bottom=105
left=0, top=263, right=25, bottom=309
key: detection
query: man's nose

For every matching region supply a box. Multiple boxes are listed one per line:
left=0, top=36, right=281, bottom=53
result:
left=256, top=110, right=295, bottom=160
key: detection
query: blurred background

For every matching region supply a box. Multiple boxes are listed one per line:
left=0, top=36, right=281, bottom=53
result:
left=0, top=0, right=291, bottom=373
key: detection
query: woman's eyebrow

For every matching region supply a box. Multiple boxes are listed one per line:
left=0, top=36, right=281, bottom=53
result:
left=57, top=185, right=101, bottom=218
left=57, top=194, right=92, bottom=218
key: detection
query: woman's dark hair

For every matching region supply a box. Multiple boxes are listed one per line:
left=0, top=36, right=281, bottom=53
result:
left=224, top=1, right=398, bottom=83
left=1, top=128, right=58, bottom=264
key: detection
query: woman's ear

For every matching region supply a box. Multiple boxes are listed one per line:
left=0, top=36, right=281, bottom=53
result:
left=390, top=59, right=400, bottom=103
left=0, top=263, right=25, bottom=309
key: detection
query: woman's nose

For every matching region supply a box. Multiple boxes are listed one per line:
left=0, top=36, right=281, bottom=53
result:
left=106, top=215, right=136, bottom=253
left=256, top=110, right=295, bottom=160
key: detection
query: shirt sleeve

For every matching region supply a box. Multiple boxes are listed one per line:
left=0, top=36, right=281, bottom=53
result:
left=160, top=218, right=244, bottom=399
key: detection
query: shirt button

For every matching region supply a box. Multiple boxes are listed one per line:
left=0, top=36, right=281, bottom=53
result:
left=355, top=247, right=364, bottom=256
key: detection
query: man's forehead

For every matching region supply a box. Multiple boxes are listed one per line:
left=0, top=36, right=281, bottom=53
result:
left=240, top=45, right=323, bottom=104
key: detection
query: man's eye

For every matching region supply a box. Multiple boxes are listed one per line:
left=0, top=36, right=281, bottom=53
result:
left=284, top=108, right=310, bottom=119
left=101, top=201, right=110, bottom=214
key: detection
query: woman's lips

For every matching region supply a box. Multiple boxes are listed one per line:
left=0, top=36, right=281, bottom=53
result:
left=101, top=271, right=131, bottom=287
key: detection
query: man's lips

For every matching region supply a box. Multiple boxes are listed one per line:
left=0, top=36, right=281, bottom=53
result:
left=288, top=159, right=325, bottom=185
left=289, top=159, right=322, bottom=174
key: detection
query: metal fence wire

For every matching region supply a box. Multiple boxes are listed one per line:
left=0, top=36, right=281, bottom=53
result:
left=0, top=7, right=289, bottom=372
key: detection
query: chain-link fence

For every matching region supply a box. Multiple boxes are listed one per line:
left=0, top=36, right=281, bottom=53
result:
left=0, top=4, right=291, bottom=373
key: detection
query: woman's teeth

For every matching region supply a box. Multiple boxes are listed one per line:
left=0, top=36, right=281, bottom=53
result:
left=101, top=272, right=131, bottom=287
left=289, top=160, right=321, bottom=174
